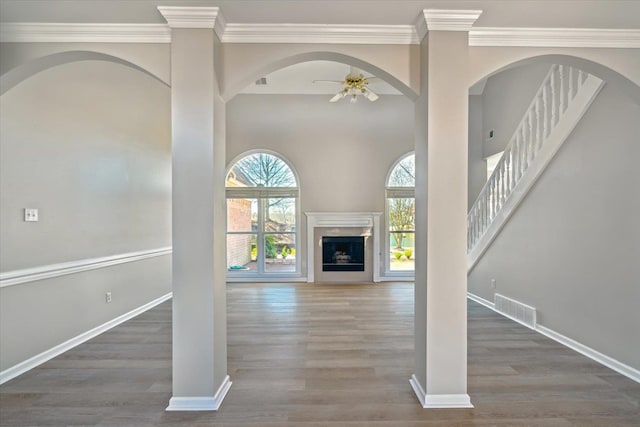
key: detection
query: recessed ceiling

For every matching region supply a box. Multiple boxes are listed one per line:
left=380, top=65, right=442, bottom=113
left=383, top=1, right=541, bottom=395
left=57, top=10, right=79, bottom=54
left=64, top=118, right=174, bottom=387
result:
left=240, top=60, right=402, bottom=96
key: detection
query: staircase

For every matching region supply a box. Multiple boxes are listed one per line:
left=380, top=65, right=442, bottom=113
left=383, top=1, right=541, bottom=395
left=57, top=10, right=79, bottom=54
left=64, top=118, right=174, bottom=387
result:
left=467, top=64, right=604, bottom=270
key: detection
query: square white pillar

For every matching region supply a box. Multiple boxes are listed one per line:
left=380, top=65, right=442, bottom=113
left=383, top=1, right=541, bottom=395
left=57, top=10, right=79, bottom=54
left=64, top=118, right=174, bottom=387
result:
left=412, top=9, right=481, bottom=409
left=159, top=6, right=230, bottom=411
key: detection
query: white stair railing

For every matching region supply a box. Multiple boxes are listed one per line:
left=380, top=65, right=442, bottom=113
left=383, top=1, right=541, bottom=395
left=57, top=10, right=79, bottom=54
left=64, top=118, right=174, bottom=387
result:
left=467, top=64, right=604, bottom=269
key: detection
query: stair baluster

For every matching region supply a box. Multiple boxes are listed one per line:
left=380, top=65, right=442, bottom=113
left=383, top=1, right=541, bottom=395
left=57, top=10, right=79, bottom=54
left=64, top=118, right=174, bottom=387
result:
left=467, top=65, right=604, bottom=263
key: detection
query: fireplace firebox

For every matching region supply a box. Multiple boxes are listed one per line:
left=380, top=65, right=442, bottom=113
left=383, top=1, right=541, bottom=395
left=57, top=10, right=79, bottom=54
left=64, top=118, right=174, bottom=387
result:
left=322, top=236, right=365, bottom=271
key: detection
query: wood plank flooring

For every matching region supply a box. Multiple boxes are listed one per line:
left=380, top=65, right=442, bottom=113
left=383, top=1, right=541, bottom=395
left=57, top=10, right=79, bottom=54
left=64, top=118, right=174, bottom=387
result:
left=1, top=282, right=638, bottom=426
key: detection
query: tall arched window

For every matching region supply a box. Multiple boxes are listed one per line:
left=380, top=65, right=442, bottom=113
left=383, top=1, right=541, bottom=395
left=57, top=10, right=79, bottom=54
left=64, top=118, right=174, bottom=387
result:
left=226, top=151, right=299, bottom=276
left=386, top=153, right=415, bottom=274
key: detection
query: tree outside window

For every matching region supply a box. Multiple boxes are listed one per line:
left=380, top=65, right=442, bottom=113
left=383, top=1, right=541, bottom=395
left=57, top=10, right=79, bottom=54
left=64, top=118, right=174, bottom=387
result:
left=386, top=154, right=415, bottom=272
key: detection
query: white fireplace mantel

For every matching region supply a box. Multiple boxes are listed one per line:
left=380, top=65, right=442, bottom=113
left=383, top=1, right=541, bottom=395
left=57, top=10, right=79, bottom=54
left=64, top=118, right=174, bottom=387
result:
left=305, top=212, right=382, bottom=283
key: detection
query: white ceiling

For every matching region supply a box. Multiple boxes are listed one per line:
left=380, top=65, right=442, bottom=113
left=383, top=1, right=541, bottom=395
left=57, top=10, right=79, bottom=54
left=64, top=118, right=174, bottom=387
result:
left=240, top=61, right=402, bottom=96
left=1, top=0, right=639, bottom=29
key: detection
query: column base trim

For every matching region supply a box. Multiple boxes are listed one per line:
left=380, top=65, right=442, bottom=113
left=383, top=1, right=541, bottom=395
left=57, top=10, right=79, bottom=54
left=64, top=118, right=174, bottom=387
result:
left=409, top=374, right=427, bottom=406
left=424, top=393, right=473, bottom=408
left=166, top=375, right=232, bottom=411
left=410, top=374, right=473, bottom=408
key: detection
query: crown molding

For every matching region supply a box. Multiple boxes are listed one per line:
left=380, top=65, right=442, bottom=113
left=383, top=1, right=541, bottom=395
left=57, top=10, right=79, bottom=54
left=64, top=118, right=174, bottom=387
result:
left=414, top=13, right=428, bottom=42
left=215, top=9, right=228, bottom=39
left=470, top=27, right=640, bottom=48
left=0, top=21, right=416, bottom=45
left=421, top=9, right=483, bottom=32
left=0, top=22, right=171, bottom=43
left=157, top=6, right=226, bottom=39
left=1, top=21, right=638, bottom=49
left=220, top=23, right=418, bottom=44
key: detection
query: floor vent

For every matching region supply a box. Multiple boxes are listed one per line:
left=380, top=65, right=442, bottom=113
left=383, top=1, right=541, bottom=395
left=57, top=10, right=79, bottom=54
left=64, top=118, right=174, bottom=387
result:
left=494, top=293, right=537, bottom=329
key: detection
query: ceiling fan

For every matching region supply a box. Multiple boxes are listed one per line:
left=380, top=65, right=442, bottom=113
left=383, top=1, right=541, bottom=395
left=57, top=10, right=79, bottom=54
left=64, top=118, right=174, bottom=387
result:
left=313, top=66, right=380, bottom=103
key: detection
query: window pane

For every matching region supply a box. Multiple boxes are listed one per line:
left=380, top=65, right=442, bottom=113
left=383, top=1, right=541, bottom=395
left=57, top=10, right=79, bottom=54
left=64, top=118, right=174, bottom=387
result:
left=486, top=151, right=504, bottom=181
left=388, top=196, right=415, bottom=272
left=226, top=153, right=297, bottom=187
left=227, top=233, right=257, bottom=272
left=227, top=198, right=257, bottom=232
left=264, top=197, right=296, bottom=233
left=264, top=233, right=296, bottom=273
left=390, top=232, right=415, bottom=271
left=388, top=198, right=415, bottom=233
left=388, top=154, right=415, bottom=187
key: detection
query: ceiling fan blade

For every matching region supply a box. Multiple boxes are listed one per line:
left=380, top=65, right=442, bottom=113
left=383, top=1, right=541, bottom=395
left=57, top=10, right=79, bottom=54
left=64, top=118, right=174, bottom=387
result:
left=363, top=87, right=379, bottom=102
left=366, top=77, right=382, bottom=83
left=349, top=66, right=363, bottom=77
left=313, top=80, right=343, bottom=84
left=329, top=92, right=345, bottom=102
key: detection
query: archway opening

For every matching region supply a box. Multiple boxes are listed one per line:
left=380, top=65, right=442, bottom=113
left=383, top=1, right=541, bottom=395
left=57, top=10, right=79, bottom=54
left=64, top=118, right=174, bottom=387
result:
left=225, top=57, right=415, bottom=283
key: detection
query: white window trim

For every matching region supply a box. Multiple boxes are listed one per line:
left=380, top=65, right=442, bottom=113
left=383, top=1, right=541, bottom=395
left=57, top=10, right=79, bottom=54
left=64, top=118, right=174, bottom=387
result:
left=225, top=151, right=302, bottom=280
left=382, top=152, right=415, bottom=280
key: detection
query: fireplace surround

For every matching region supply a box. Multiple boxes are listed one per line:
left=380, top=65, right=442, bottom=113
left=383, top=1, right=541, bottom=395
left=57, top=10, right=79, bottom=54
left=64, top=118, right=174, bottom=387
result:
left=305, top=212, right=381, bottom=283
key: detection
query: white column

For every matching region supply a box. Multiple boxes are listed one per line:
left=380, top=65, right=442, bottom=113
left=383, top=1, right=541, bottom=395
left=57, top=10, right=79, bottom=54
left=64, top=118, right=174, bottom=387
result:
left=158, top=7, right=230, bottom=411
left=411, top=9, right=481, bottom=409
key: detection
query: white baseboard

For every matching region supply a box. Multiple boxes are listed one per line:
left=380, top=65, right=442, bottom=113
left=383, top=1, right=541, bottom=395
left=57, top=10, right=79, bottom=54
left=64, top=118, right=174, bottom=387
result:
left=468, top=292, right=639, bottom=384
left=469, top=292, right=537, bottom=330
left=536, top=325, right=640, bottom=384
left=424, top=393, right=473, bottom=408
left=467, top=291, right=495, bottom=309
left=409, top=374, right=474, bottom=408
left=409, top=374, right=427, bottom=407
left=0, top=292, right=172, bottom=385
left=166, top=375, right=232, bottom=411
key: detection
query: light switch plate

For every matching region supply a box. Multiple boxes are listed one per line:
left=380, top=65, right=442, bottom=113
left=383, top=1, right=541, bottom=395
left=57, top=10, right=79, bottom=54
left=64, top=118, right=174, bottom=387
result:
left=24, top=208, right=39, bottom=222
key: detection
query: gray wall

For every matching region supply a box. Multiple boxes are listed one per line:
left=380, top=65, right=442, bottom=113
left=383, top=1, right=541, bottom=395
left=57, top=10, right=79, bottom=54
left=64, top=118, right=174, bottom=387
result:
left=468, top=82, right=640, bottom=370
left=0, top=60, right=172, bottom=371
left=468, top=95, right=485, bottom=209
left=226, top=94, right=414, bottom=277
left=482, top=62, right=550, bottom=158
left=468, top=63, right=550, bottom=211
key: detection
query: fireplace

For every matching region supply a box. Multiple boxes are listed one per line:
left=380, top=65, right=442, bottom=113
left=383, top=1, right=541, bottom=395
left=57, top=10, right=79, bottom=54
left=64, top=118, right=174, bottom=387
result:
left=322, top=236, right=365, bottom=271
left=305, top=212, right=382, bottom=283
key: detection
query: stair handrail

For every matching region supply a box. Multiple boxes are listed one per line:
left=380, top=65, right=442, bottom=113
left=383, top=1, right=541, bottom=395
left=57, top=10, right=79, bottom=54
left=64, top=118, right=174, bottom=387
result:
left=468, top=64, right=591, bottom=252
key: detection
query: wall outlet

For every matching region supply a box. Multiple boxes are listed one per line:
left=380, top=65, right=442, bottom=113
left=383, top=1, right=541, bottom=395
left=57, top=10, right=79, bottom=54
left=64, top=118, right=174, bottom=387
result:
left=24, top=208, right=39, bottom=222
left=105, top=292, right=112, bottom=303
left=491, top=279, right=496, bottom=289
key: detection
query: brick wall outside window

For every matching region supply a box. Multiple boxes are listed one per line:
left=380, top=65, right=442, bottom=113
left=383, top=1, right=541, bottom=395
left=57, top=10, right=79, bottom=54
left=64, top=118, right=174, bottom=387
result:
left=227, top=198, right=253, bottom=268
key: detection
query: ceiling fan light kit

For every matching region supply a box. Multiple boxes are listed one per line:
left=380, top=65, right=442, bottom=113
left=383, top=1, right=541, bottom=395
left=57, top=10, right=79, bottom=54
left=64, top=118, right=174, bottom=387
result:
left=314, top=66, right=380, bottom=103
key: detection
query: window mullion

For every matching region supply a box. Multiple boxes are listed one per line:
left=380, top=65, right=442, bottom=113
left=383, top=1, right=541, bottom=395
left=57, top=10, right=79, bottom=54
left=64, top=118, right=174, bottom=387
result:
left=258, top=197, right=265, bottom=274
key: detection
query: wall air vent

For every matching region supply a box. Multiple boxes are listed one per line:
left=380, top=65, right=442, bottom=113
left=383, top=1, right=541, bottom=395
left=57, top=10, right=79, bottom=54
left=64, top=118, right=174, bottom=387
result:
left=255, top=77, right=267, bottom=85
left=494, top=293, right=537, bottom=329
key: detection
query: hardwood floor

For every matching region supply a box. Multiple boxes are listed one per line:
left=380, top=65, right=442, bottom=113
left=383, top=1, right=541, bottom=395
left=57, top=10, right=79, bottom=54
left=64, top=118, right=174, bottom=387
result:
left=1, top=282, right=638, bottom=426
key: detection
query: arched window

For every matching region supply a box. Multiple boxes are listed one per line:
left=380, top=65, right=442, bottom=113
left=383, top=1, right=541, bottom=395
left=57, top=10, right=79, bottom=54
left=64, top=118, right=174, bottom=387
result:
left=386, top=153, right=415, bottom=274
left=226, top=152, right=299, bottom=276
